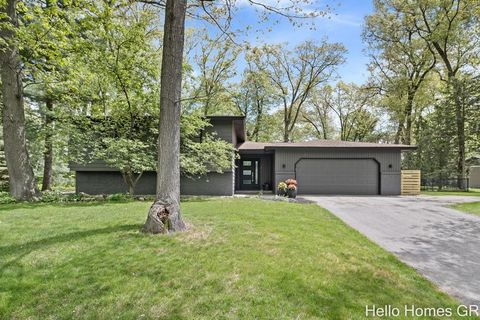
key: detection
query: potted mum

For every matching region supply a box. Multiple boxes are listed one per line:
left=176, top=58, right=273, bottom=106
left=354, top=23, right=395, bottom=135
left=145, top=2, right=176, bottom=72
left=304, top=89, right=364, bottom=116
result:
left=287, top=184, right=297, bottom=198
left=277, top=182, right=287, bottom=196
left=286, top=179, right=298, bottom=199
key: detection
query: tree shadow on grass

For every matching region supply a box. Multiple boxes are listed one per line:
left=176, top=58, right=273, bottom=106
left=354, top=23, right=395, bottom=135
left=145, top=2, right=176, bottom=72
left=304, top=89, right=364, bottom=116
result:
left=0, top=201, right=139, bottom=212
left=180, top=196, right=214, bottom=203
left=272, top=270, right=457, bottom=319
left=0, top=224, right=141, bottom=273
left=0, top=197, right=214, bottom=211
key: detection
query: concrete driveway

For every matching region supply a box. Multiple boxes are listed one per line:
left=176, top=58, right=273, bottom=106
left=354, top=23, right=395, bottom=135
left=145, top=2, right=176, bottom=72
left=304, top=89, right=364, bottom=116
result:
left=305, top=195, right=480, bottom=306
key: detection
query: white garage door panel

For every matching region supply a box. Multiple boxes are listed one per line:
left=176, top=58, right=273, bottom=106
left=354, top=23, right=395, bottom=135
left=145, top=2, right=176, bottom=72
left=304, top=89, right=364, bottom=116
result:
left=296, top=159, right=379, bottom=195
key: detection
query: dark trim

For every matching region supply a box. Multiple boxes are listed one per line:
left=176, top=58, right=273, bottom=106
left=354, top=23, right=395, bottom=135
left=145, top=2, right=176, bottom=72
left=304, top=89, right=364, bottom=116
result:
left=293, top=157, right=381, bottom=195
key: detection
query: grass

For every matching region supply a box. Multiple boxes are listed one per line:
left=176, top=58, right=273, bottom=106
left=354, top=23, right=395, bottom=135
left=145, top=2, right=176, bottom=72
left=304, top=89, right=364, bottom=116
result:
left=422, top=188, right=480, bottom=197
left=451, top=201, right=480, bottom=217
left=0, top=198, right=468, bottom=319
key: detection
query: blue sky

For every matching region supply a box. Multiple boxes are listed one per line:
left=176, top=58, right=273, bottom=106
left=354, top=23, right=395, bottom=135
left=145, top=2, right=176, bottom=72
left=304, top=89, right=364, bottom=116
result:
left=190, top=0, right=375, bottom=84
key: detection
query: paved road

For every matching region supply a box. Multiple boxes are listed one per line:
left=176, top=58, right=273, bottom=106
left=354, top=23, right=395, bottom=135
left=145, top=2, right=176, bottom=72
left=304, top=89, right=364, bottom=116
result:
left=305, top=195, right=480, bottom=306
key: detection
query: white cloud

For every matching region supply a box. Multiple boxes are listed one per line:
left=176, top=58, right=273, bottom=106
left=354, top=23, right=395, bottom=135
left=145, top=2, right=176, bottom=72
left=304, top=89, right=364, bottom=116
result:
left=321, top=13, right=362, bottom=27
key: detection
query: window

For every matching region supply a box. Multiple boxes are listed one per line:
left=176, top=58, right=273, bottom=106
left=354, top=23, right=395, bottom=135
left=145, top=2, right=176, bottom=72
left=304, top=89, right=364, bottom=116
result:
left=243, top=161, right=252, bottom=166
left=243, top=170, right=252, bottom=175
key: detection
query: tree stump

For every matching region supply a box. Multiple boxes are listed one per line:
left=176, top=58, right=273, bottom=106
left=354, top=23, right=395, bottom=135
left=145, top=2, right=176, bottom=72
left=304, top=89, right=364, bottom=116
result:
left=142, top=200, right=186, bottom=234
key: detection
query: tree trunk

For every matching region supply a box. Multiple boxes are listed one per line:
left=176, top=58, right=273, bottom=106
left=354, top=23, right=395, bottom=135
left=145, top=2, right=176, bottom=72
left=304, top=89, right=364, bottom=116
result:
left=41, top=98, right=54, bottom=191
left=451, top=78, right=466, bottom=190
left=143, top=0, right=186, bottom=234
left=394, top=121, right=403, bottom=144
left=283, top=121, right=289, bottom=142
left=121, top=171, right=143, bottom=196
left=0, top=0, right=38, bottom=200
left=403, top=90, right=414, bottom=145
left=402, top=90, right=415, bottom=167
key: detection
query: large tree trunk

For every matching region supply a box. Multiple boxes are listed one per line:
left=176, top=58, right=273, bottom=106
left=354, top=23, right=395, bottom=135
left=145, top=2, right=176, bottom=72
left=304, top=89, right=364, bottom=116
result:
left=143, top=0, right=186, bottom=234
left=41, top=98, right=54, bottom=191
left=0, top=0, right=38, bottom=200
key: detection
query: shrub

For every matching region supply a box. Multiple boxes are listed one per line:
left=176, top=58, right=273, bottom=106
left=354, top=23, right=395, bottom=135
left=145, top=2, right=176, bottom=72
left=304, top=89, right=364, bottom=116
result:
left=41, top=191, right=67, bottom=203
left=0, top=192, right=15, bottom=204
left=106, top=193, right=133, bottom=202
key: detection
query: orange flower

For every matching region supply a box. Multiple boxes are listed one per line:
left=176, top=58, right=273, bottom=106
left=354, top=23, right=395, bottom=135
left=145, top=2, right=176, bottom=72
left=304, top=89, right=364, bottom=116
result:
left=285, top=179, right=297, bottom=186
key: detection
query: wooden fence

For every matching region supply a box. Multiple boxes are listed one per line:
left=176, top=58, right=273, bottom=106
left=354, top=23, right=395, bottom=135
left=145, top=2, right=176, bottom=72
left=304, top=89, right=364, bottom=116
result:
left=401, top=170, right=421, bottom=195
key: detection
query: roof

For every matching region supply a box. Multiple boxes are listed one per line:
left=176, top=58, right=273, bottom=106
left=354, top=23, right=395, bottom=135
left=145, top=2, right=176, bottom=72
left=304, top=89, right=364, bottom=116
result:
left=237, top=140, right=416, bottom=151
left=206, top=115, right=246, bottom=121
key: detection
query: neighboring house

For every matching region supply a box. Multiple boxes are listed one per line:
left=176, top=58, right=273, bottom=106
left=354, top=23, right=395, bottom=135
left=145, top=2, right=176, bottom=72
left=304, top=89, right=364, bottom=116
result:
left=70, top=115, right=416, bottom=195
left=469, top=166, right=480, bottom=188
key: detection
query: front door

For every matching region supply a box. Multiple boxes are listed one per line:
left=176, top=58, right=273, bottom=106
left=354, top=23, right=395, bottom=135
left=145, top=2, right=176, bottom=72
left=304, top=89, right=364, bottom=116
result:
left=240, top=159, right=260, bottom=190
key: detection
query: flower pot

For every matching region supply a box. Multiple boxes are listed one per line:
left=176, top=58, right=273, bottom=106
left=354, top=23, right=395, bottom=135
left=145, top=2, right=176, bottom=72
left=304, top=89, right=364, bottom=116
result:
left=287, top=189, right=297, bottom=199
left=277, top=189, right=287, bottom=197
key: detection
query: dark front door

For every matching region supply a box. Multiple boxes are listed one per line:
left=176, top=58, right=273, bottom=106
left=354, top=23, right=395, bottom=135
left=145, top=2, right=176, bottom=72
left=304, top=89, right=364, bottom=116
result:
left=240, top=159, right=260, bottom=190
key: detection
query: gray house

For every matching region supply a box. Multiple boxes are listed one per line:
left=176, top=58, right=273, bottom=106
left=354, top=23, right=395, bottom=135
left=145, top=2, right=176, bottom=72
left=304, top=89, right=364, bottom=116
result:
left=70, top=115, right=416, bottom=196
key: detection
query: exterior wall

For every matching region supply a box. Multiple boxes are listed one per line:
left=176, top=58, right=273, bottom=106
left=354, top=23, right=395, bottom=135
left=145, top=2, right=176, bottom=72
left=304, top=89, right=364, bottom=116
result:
left=273, top=148, right=402, bottom=195
left=76, top=171, right=234, bottom=196
left=206, top=119, right=234, bottom=143
left=72, top=118, right=238, bottom=196
left=181, top=172, right=234, bottom=196
left=470, top=166, right=480, bottom=188
left=76, top=171, right=156, bottom=195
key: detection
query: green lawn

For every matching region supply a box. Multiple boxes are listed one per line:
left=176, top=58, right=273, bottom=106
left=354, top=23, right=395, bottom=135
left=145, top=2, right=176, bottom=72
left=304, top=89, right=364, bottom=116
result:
left=452, top=201, right=480, bottom=217
left=422, top=188, right=480, bottom=197
left=0, top=198, right=467, bottom=319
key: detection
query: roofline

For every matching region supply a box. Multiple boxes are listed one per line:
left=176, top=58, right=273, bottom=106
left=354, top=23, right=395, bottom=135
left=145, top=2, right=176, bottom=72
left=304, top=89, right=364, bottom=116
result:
left=263, top=145, right=417, bottom=150
left=206, top=115, right=246, bottom=121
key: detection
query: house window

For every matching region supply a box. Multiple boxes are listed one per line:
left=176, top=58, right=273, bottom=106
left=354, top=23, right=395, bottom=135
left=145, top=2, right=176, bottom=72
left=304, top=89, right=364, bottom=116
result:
left=243, top=161, right=252, bottom=166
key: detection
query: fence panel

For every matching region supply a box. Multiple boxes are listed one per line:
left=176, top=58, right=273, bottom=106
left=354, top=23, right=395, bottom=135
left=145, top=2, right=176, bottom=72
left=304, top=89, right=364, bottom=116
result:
left=401, top=170, right=421, bottom=195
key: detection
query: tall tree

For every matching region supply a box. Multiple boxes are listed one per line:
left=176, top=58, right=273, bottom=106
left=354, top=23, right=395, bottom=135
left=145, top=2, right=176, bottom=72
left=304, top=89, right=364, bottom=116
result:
left=234, top=58, right=277, bottom=142
left=307, top=82, right=379, bottom=142
left=143, top=0, right=187, bottom=234
left=141, top=0, right=329, bottom=233
left=406, top=0, right=479, bottom=188
left=191, top=33, right=239, bottom=116
left=0, top=0, right=38, bottom=200
left=364, top=0, right=436, bottom=145
left=41, top=97, right=54, bottom=190
left=252, top=41, right=346, bottom=142
left=302, top=88, right=335, bottom=140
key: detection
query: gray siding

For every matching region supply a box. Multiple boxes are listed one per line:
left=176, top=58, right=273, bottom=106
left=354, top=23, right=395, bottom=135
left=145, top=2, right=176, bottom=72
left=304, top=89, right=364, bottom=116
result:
left=207, top=119, right=234, bottom=143
left=76, top=171, right=234, bottom=196
left=76, top=171, right=156, bottom=195
left=273, top=148, right=402, bottom=195
left=181, top=172, right=234, bottom=196
left=72, top=118, right=237, bottom=196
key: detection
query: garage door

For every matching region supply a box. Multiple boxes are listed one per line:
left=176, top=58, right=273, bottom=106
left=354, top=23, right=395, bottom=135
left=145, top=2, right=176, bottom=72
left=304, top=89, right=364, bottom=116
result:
left=296, top=159, right=379, bottom=195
